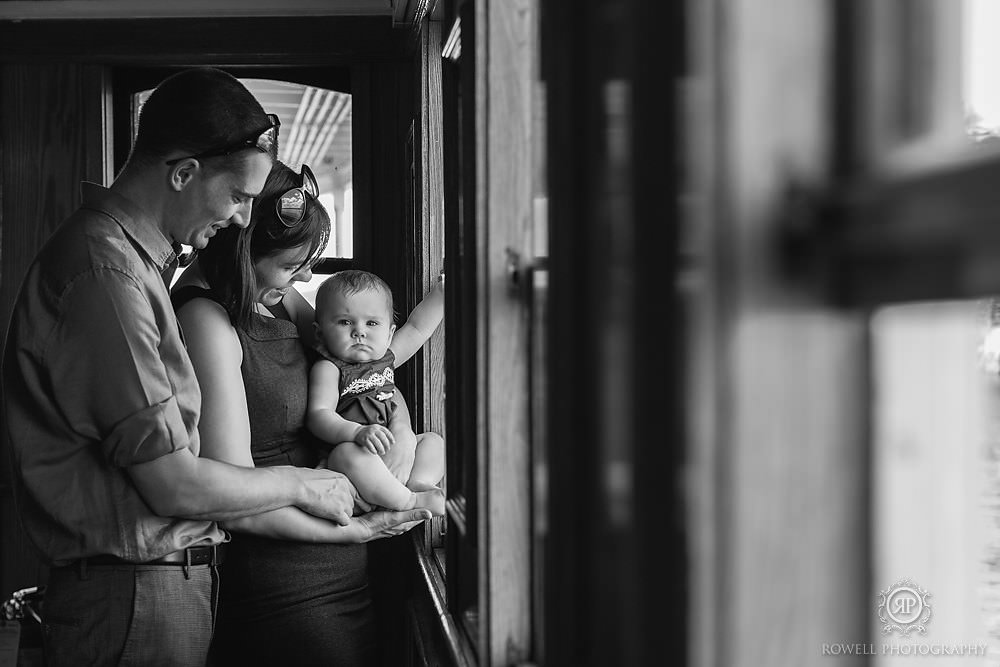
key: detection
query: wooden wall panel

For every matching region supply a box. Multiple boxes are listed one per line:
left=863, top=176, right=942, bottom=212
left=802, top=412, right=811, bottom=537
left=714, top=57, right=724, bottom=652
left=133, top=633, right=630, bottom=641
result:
left=367, top=61, right=414, bottom=302
left=0, top=63, right=110, bottom=599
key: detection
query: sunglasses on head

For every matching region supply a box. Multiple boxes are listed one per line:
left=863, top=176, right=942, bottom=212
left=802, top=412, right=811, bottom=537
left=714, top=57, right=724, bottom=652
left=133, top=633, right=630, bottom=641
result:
left=165, top=113, right=280, bottom=166
left=275, top=165, right=320, bottom=228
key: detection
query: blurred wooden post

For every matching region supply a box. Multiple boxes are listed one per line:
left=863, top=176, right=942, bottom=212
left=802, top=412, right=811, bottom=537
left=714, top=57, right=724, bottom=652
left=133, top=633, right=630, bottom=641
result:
left=543, top=0, right=688, bottom=665
left=704, top=0, right=870, bottom=664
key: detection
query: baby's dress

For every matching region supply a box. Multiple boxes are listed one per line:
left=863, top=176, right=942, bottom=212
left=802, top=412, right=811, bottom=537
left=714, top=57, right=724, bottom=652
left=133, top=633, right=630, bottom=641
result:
left=316, top=345, right=398, bottom=427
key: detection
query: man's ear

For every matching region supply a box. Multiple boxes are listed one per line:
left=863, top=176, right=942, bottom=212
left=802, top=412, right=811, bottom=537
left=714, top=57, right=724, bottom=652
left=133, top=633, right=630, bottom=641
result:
left=168, top=159, right=200, bottom=192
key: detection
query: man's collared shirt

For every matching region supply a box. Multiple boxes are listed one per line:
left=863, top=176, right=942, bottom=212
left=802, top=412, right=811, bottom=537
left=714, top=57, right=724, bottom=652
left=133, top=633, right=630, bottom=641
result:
left=2, top=182, right=224, bottom=566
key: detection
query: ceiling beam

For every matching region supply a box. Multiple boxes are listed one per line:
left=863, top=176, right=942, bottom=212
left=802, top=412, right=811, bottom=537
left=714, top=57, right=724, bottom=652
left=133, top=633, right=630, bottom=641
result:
left=0, top=17, right=411, bottom=64
left=0, top=0, right=394, bottom=20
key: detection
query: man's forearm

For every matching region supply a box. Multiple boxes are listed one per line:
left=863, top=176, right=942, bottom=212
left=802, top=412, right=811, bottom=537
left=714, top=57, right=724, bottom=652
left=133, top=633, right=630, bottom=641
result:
left=129, top=449, right=306, bottom=521
left=173, top=460, right=308, bottom=520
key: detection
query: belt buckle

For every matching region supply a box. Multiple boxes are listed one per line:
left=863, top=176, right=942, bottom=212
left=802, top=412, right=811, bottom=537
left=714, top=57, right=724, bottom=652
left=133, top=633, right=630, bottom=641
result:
left=201, top=544, right=217, bottom=566
left=183, top=545, right=218, bottom=578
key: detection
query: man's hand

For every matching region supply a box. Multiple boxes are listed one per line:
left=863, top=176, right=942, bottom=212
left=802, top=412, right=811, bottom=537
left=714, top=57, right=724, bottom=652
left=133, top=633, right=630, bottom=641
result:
left=289, top=467, right=357, bottom=526
left=351, top=508, right=433, bottom=542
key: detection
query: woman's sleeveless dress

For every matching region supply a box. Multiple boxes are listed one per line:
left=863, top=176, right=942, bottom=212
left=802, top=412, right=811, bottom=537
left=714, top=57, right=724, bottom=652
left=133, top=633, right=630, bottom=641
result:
left=172, top=286, right=375, bottom=667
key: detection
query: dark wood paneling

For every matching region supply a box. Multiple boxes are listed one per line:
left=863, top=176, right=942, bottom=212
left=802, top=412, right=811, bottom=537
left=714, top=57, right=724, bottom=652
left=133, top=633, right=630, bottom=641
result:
left=0, top=17, right=412, bottom=65
left=351, top=64, right=374, bottom=271
left=401, top=119, right=420, bottom=422
left=418, top=21, right=446, bottom=438
left=367, top=61, right=414, bottom=306
left=354, top=58, right=420, bottom=667
left=0, top=63, right=110, bottom=599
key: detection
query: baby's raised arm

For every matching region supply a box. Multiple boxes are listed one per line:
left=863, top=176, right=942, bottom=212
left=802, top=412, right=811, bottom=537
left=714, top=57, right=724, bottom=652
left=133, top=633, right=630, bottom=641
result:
left=389, top=278, right=444, bottom=366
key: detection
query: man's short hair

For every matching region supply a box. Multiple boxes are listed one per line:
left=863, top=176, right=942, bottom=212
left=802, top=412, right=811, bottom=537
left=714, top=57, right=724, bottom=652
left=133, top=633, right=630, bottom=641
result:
left=130, top=67, right=272, bottom=168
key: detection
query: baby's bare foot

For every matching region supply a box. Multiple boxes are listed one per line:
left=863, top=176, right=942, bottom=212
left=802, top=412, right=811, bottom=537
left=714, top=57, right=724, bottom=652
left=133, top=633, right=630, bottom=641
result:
left=407, top=488, right=445, bottom=516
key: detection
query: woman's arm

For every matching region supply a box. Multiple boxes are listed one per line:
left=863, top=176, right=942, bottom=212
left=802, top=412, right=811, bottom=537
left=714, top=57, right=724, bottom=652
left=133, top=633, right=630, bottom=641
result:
left=175, top=297, right=253, bottom=466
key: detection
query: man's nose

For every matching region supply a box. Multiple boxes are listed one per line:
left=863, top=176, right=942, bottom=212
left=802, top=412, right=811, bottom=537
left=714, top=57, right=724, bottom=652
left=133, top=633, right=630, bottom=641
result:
left=232, top=200, right=253, bottom=228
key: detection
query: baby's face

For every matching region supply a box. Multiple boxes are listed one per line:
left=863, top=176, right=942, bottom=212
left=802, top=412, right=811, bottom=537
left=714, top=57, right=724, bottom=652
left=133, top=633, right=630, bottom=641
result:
left=316, top=288, right=396, bottom=363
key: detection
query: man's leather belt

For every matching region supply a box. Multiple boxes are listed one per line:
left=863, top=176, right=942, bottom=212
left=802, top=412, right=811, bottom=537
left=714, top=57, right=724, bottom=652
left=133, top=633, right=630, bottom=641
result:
left=79, top=544, right=226, bottom=568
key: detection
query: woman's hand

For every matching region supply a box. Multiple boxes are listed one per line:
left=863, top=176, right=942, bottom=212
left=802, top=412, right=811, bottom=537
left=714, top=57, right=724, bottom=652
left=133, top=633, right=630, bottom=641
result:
left=351, top=508, right=432, bottom=542
left=355, top=424, right=394, bottom=455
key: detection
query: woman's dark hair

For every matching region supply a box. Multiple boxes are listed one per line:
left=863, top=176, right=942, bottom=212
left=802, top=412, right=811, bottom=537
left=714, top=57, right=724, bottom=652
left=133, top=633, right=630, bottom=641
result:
left=131, top=67, right=273, bottom=170
left=199, top=161, right=331, bottom=329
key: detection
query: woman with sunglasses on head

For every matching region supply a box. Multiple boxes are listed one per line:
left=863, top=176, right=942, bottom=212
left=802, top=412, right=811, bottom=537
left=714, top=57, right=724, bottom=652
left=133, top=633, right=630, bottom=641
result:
left=171, top=160, right=428, bottom=666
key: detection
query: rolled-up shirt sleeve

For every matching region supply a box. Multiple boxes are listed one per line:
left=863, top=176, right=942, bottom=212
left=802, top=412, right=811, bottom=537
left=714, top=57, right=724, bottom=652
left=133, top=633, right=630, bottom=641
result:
left=47, top=267, right=191, bottom=467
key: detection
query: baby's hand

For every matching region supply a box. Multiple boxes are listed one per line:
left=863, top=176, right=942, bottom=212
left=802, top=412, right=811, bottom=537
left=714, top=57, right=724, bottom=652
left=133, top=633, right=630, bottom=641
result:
left=355, top=424, right=394, bottom=456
